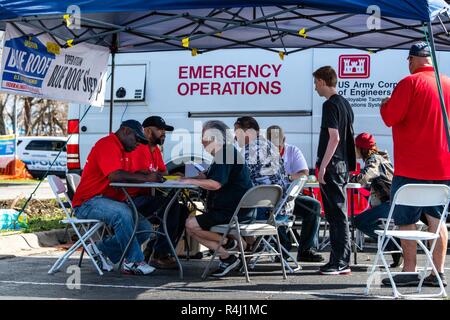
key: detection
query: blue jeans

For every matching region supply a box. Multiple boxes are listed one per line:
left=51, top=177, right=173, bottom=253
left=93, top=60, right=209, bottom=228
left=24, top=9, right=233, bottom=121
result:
left=353, top=202, right=397, bottom=251
left=74, top=196, right=152, bottom=263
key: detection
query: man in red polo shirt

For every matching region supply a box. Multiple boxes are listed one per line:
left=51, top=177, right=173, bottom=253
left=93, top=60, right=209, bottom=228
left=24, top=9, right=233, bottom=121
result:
left=128, top=116, right=189, bottom=269
left=73, top=120, right=163, bottom=276
left=380, top=42, right=450, bottom=287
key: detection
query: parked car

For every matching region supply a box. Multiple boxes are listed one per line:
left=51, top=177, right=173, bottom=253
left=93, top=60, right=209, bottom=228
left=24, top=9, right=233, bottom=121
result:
left=17, top=136, right=67, bottom=179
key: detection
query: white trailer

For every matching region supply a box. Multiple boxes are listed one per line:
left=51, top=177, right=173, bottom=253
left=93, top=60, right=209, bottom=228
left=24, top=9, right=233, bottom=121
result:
left=67, top=48, right=450, bottom=174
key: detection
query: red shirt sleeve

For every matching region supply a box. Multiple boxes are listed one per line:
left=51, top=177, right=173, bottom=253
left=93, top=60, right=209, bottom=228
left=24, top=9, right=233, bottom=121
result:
left=155, top=147, right=167, bottom=172
left=381, top=77, right=413, bottom=127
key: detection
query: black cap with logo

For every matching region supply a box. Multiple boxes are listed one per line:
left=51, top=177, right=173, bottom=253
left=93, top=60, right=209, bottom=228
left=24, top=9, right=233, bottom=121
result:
left=142, top=116, right=174, bottom=131
left=120, top=119, right=148, bottom=144
left=408, top=42, right=431, bottom=58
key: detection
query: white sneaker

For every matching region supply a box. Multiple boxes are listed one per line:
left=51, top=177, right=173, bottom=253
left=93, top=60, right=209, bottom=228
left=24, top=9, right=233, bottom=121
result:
left=87, top=243, right=114, bottom=272
left=121, top=261, right=156, bottom=275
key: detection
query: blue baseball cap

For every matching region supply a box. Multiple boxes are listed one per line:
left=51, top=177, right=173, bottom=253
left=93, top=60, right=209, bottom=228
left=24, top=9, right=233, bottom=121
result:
left=120, top=119, right=148, bottom=144
left=408, top=42, right=431, bottom=58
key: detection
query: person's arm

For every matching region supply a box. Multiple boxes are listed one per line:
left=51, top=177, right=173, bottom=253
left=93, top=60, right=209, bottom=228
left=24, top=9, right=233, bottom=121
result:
left=288, top=146, right=309, bottom=180
left=108, top=170, right=163, bottom=183
left=179, top=177, right=221, bottom=190
left=290, top=169, right=309, bottom=181
left=318, top=128, right=339, bottom=184
left=350, top=156, right=380, bottom=186
left=380, top=78, right=412, bottom=127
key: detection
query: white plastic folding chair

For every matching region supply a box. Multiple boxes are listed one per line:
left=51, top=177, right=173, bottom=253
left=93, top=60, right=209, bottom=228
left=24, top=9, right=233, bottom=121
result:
left=365, top=184, right=450, bottom=298
left=47, top=175, right=106, bottom=275
left=202, top=184, right=284, bottom=282
left=66, top=173, right=81, bottom=191
left=249, top=176, right=307, bottom=273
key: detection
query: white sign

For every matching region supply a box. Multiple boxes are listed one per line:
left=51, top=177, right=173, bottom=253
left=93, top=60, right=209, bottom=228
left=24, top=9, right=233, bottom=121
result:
left=0, top=23, right=108, bottom=106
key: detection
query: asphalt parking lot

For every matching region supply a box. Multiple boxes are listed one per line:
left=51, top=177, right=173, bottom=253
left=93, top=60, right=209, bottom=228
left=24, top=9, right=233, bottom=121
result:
left=0, top=246, right=448, bottom=300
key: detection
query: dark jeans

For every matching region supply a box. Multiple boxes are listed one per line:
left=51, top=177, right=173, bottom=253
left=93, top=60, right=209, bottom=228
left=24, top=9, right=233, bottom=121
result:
left=320, top=160, right=351, bottom=265
left=133, top=194, right=189, bottom=257
left=292, top=195, right=321, bottom=253
left=354, top=202, right=398, bottom=251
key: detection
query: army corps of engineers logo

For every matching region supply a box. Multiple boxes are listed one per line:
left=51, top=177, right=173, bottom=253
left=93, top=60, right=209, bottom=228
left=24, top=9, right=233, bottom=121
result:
left=338, top=54, right=370, bottom=79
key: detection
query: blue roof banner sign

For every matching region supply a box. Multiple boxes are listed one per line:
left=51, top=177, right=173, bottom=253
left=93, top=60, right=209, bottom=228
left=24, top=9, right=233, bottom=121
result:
left=0, top=22, right=109, bottom=106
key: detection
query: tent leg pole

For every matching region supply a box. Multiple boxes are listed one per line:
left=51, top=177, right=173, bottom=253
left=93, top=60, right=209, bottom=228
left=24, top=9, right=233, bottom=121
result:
left=109, top=34, right=117, bottom=133
left=427, top=23, right=450, bottom=151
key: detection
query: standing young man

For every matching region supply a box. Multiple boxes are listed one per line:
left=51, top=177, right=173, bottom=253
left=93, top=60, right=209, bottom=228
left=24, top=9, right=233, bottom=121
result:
left=313, top=66, right=356, bottom=275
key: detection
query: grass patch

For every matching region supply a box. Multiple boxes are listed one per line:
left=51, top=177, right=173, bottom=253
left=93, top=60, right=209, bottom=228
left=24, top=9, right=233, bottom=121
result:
left=0, top=198, right=66, bottom=234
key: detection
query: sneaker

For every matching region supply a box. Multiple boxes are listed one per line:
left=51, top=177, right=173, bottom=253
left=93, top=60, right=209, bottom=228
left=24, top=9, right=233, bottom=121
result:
left=381, top=274, right=420, bottom=287
left=297, top=249, right=325, bottom=262
left=422, top=272, right=448, bottom=287
left=390, top=253, right=403, bottom=268
left=121, top=260, right=156, bottom=275
left=149, top=253, right=177, bottom=269
left=319, top=262, right=351, bottom=275
left=210, top=255, right=241, bottom=277
left=87, top=243, right=114, bottom=272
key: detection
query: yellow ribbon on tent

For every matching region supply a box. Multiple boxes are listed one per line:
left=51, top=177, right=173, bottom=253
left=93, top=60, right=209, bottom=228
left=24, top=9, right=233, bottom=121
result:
left=66, top=39, right=74, bottom=47
left=278, top=51, right=285, bottom=60
left=191, top=48, right=198, bottom=56
left=63, top=14, right=72, bottom=27
left=182, top=37, right=190, bottom=48
left=298, top=28, right=307, bottom=39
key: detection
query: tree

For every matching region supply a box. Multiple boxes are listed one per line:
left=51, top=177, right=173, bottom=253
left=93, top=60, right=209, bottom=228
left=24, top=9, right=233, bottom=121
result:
left=0, top=94, right=10, bottom=135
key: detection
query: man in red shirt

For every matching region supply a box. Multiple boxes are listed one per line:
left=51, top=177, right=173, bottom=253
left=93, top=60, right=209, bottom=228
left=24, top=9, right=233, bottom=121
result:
left=127, top=116, right=189, bottom=269
left=380, top=42, right=450, bottom=287
left=73, top=120, right=163, bottom=276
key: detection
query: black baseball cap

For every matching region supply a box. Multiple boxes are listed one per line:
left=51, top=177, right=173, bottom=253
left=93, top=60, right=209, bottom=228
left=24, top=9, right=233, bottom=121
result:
left=408, top=42, right=431, bottom=58
left=120, top=119, right=148, bottom=144
left=142, top=116, right=174, bottom=131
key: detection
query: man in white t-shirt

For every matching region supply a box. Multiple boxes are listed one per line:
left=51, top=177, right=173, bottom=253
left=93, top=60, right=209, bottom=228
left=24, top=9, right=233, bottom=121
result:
left=267, top=125, right=324, bottom=262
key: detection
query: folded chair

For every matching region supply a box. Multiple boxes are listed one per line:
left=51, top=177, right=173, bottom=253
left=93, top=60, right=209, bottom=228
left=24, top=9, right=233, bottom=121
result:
left=202, top=185, right=284, bottom=282
left=249, top=176, right=307, bottom=273
left=365, top=184, right=450, bottom=298
left=47, top=175, right=106, bottom=275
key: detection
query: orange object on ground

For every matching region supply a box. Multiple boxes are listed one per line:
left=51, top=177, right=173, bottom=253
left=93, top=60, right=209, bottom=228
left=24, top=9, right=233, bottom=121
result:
left=0, top=159, right=33, bottom=180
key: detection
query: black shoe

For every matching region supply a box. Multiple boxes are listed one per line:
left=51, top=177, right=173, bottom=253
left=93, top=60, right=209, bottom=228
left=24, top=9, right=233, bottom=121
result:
left=210, top=255, right=241, bottom=277
left=390, top=253, right=403, bottom=268
left=422, top=273, right=448, bottom=287
left=319, top=262, right=351, bottom=275
left=381, top=274, right=420, bottom=287
left=297, top=249, right=325, bottom=262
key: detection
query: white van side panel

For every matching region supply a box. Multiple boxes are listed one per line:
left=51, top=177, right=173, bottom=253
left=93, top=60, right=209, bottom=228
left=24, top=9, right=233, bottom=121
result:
left=69, top=48, right=450, bottom=170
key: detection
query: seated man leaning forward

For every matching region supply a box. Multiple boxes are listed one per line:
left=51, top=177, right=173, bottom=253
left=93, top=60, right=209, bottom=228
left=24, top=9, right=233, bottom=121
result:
left=72, top=120, right=163, bottom=276
left=182, top=120, right=254, bottom=278
left=127, top=116, right=189, bottom=269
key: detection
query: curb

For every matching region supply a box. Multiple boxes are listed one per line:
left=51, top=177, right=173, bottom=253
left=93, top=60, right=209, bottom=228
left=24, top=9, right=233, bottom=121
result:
left=0, top=228, right=73, bottom=257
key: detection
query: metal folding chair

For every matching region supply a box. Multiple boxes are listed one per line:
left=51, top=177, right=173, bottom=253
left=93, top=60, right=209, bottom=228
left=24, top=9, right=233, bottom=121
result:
left=249, top=176, right=307, bottom=273
left=47, top=175, right=106, bottom=275
left=365, top=184, right=450, bottom=298
left=202, top=185, right=284, bottom=282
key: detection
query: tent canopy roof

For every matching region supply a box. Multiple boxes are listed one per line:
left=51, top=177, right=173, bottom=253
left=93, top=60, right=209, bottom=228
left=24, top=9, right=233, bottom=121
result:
left=0, top=0, right=449, bottom=54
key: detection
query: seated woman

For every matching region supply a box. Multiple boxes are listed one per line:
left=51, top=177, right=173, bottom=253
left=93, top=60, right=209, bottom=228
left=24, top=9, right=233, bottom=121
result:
left=351, top=133, right=402, bottom=268
left=181, top=120, right=254, bottom=278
